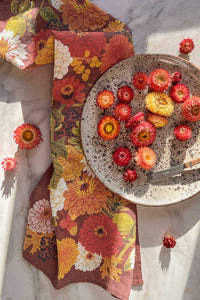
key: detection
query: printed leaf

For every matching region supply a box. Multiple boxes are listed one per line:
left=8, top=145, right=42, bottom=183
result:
left=50, top=158, right=63, bottom=189
left=51, top=142, right=68, bottom=159
left=11, top=0, right=34, bottom=15
left=24, top=227, right=43, bottom=254
left=40, top=7, right=59, bottom=23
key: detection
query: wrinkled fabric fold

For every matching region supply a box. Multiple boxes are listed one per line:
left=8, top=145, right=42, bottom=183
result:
left=0, top=1, right=143, bottom=299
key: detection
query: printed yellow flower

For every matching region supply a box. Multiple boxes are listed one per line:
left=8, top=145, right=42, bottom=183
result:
left=100, top=255, right=122, bottom=281
left=64, top=173, right=111, bottom=220
left=54, top=40, right=73, bottom=79
left=57, top=237, right=79, bottom=279
left=103, top=20, right=125, bottom=32
left=0, top=29, right=28, bottom=68
left=57, top=145, right=84, bottom=181
left=90, top=56, right=101, bottom=68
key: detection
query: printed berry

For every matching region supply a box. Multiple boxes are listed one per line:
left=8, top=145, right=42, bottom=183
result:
left=96, top=90, right=115, bottom=109
left=182, top=96, right=200, bottom=122
left=113, top=103, right=132, bottom=121
left=174, top=125, right=192, bottom=141
left=123, top=168, right=137, bottom=183
left=150, top=68, right=171, bottom=92
left=163, top=235, right=176, bottom=248
left=132, top=72, right=149, bottom=90
left=172, top=72, right=182, bottom=83
left=179, top=38, right=194, bottom=54
left=130, top=121, right=156, bottom=147
left=97, top=116, right=120, bottom=140
left=125, top=112, right=145, bottom=129
left=147, top=113, right=168, bottom=128
left=117, top=86, right=134, bottom=103
left=170, top=83, right=189, bottom=103
left=135, top=147, right=156, bottom=170
left=113, top=147, right=132, bottom=166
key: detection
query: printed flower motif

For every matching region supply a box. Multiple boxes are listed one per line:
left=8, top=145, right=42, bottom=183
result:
left=61, top=31, right=106, bottom=57
left=103, top=20, right=125, bottom=32
left=0, top=29, right=28, bottom=68
left=13, top=123, right=43, bottom=150
left=1, top=157, right=16, bottom=171
left=100, top=35, right=135, bottom=73
left=60, top=0, right=109, bottom=31
left=81, top=157, right=95, bottom=178
left=64, top=173, right=111, bottom=220
left=79, top=213, right=123, bottom=257
left=128, top=247, right=135, bottom=269
left=57, top=237, right=79, bottom=279
left=57, top=145, right=84, bottom=181
left=52, top=76, right=85, bottom=106
left=75, top=242, right=102, bottom=271
left=29, top=29, right=54, bottom=65
left=28, top=199, right=54, bottom=233
left=51, top=0, right=64, bottom=11
left=58, top=213, right=77, bottom=235
left=50, top=178, right=67, bottom=217
left=54, top=40, right=73, bottom=79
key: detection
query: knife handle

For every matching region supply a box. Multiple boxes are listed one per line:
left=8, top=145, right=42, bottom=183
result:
left=184, top=158, right=200, bottom=168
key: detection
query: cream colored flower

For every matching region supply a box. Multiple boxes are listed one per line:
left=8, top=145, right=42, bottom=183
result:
left=51, top=0, right=64, bottom=11
left=54, top=39, right=73, bottom=79
left=75, top=243, right=102, bottom=272
left=50, top=177, right=67, bottom=217
left=0, top=29, right=28, bottom=68
left=81, top=157, right=95, bottom=178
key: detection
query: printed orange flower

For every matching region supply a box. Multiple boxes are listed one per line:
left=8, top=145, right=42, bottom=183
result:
left=29, top=29, right=54, bottom=65
left=100, top=35, right=135, bottom=73
left=79, top=213, right=123, bottom=257
left=52, top=76, right=85, bottom=106
left=57, top=237, right=79, bottom=279
left=60, top=0, right=109, bottom=31
left=97, top=116, right=120, bottom=140
left=61, top=31, right=106, bottom=57
left=57, top=145, right=84, bottom=181
left=1, top=157, right=16, bottom=171
left=13, top=123, right=43, bottom=150
left=64, top=173, right=111, bottom=220
left=103, top=20, right=125, bottom=32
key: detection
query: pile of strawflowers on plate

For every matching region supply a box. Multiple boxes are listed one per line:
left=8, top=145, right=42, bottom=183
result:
left=96, top=38, right=200, bottom=183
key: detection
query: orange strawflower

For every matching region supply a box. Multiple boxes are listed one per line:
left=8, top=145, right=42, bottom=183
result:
left=98, top=116, right=120, bottom=140
left=13, top=123, right=43, bottom=150
left=135, top=147, right=156, bottom=170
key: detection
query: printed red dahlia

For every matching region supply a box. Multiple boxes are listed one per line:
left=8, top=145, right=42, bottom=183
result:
left=135, top=147, right=156, bottom=170
left=130, top=121, right=156, bottom=147
left=1, top=157, right=16, bottom=171
left=182, top=96, right=200, bottom=122
left=13, top=123, right=43, bottom=150
left=125, top=112, right=145, bottom=129
left=117, top=86, right=134, bottom=103
left=150, top=68, right=171, bottom=92
left=179, top=38, right=194, bottom=54
left=174, top=125, right=192, bottom=141
left=113, top=103, right=132, bottom=121
left=123, top=168, right=137, bottom=183
left=96, top=90, right=115, bottom=109
left=163, top=235, right=176, bottom=248
left=113, top=147, right=132, bottom=166
left=170, top=83, right=189, bottom=103
left=132, top=72, right=149, bottom=90
left=172, top=72, right=182, bottom=83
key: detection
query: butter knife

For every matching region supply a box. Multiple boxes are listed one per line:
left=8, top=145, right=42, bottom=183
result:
left=147, top=157, right=200, bottom=183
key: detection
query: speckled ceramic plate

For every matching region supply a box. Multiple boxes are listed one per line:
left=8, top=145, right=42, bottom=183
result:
left=81, top=54, right=200, bottom=206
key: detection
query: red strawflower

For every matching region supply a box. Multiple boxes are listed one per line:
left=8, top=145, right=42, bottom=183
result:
left=172, top=72, right=182, bottom=83
left=174, top=125, right=192, bottom=141
left=1, top=157, right=16, bottom=171
left=13, top=123, right=43, bottom=150
left=182, top=96, right=200, bottom=122
left=130, top=121, right=156, bottom=147
left=113, top=103, right=132, bottom=121
left=135, top=147, right=156, bottom=170
left=179, top=38, right=194, bottom=54
left=163, top=235, right=176, bottom=248
left=150, top=68, right=171, bottom=92
left=79, top=213, right=123, bottom=257
left=113, top=147, right=132, bottom=166
left=132, top=72, right=149, bottom=90
left=125, top=112, right=145, bottom=129
left=96, top=90, right=115, bottom=109
left=170, top=83, right=189, bottom=103
left=117, top=86, right=134, bottom=103
left=123, top=168, right=137, bottom=182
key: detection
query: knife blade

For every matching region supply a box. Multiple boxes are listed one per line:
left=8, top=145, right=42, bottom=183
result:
left=147, top=157, right=200, bottom=183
